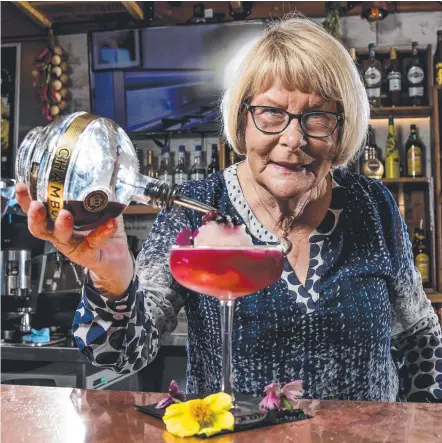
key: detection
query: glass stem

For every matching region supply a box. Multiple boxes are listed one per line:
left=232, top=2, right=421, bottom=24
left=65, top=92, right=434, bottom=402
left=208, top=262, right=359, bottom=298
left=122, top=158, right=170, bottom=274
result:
left=219, top=299, right=235, bottom=403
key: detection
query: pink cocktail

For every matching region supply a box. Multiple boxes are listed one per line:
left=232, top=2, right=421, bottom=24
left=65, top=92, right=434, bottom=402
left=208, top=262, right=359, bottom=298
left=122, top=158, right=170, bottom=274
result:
left=170, top=246, right=284, bottom=300
left=170, top=245, right=284, bottom=420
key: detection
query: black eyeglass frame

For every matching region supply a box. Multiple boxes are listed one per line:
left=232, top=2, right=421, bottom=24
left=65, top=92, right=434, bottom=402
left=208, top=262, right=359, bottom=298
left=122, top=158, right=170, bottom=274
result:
left=243, top=101, right=344, bottom=139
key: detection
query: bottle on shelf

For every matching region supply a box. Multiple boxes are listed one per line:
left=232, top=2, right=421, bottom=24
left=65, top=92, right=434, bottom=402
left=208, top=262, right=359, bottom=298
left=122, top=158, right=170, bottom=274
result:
left=363, top=43, right=382, bottom=107
left=407, top=42, right=425, bottom=106
left=145, top=150, right=158, bottom=179
left=190, top=145, right=206, bottom=180
left=174, top=145, right=188, bottom=186
left=386, top=47, right=401, bottom=106
left=158, top=145, right=173, bottom=186
left=435, top=30, right=442, bottom=86
left=228, top=145, right=237, bottom=166
left=361, top=126, right=384, bottom=179
left=385, top=116, right=400, bottom=179
left=413, top=220, right=430, bottom=286
left=405, top=124, right=424, bottom=177
left=349, top=48, right=357, bottom=64
left=207, top=143, right=220, bottom=176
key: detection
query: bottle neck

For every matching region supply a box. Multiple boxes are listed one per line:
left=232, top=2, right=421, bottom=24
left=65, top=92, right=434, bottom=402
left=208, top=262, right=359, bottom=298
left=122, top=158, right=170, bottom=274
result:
left=369, top=47, right=376, bottom=60
left=388, top=122, right=394, bottom=135
left=131, top=173, right=175, bottom=208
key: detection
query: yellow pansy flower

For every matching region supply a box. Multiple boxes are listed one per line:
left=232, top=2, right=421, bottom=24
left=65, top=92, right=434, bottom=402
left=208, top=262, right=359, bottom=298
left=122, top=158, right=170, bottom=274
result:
left=163, top=392, right=235, bottom=437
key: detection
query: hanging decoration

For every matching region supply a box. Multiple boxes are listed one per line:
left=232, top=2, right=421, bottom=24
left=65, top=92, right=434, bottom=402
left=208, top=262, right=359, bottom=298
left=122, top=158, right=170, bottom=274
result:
left=32, top=30, right=70, bottom=122
left=322, top=2, right=341, bottom=41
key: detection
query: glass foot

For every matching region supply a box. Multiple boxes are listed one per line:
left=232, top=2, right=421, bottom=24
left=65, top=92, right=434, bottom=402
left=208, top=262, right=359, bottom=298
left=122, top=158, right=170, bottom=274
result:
left=231, top=401, right=267, bottom=425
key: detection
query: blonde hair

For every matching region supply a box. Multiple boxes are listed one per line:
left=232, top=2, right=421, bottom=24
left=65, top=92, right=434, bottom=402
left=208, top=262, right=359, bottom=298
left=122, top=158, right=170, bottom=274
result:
left=221, top=16, right=370, bottom=166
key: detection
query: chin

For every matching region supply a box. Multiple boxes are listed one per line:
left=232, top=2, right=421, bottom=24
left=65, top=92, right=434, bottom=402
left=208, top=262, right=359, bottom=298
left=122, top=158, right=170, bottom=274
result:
left=263, top=177, right=315, bottom=200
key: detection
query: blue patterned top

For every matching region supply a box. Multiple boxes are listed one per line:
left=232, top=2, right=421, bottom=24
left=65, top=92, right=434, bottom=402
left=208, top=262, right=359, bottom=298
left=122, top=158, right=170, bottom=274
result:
left=73, top=165, right=442, bottom=402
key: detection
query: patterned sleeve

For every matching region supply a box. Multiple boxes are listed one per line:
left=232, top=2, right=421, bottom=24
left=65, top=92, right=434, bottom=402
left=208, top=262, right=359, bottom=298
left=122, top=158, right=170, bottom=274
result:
left=375, top=181, right=442, bottom=402
left=73, top=204, right=190, bottom=374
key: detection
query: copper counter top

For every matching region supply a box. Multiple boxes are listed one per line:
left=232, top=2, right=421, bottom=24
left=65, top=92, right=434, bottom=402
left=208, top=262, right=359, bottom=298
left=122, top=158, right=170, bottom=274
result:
left=1, top=385, right=442, bottom=443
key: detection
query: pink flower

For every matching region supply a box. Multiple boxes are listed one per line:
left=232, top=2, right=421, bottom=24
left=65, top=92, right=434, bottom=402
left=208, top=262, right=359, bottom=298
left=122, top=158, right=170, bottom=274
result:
left=281, top=380, right=304, bottom=402
left=259, top=390, right=281, bottom=412
left=259, top=383, right=282, bottom=412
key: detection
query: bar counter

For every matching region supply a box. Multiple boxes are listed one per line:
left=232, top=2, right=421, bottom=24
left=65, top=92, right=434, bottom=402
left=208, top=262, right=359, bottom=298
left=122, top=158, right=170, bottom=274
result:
left=1, top=385, right=442, bottom=443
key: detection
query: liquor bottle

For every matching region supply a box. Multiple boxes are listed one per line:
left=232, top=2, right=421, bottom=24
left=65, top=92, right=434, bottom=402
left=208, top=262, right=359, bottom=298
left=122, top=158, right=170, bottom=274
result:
left=349, top=48, right=357, bottom=64
left=361, top=126, right=384, bottom=179
left=435, top=30, right=442, bottom=85
left=413, top=220, right=430, bottom=285
left=405, top=124, right=424, bottom=177
left=363, top=43, right=382, bottom=107
left=228, top=145, right=237, bottom=166
left=385, top=116, right=400, bottom=178
left=386, top=48, right=401, bottom=106
left=174, top=145, right=188, bottom=186
left=15, top=113, right=216, bottom=231
left=158, top=145, right=173, bottom=186
left=145, top=150, right=158, bottom=179
left=407, top=42, right=425, bottom=106
left=207, top=144, right=220, bottom=175
left=190, top=145, right=206, bottom=180
left=359, top=124, right=373, bottom=172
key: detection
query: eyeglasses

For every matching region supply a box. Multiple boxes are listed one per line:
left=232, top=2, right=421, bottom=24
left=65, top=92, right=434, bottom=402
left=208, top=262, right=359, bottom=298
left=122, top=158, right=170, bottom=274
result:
left=243, top=102, right=344, bottom=138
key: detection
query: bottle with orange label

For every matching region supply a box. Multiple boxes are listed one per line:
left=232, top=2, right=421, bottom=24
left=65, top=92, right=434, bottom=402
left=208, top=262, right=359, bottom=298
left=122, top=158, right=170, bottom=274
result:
left=413, top=220, right=430, bottom=286
left=405, top=124, right=424, bottom=177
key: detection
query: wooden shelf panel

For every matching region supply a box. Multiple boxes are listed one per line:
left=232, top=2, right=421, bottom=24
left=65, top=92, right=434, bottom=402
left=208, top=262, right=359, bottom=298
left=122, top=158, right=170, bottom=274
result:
left=370, top=106, right=432, bottom=119
left=428, top=293, right=442, bottom=303
left=381, top=177, right=430, bottom=184
left=123, top=205, right=161, bottom=215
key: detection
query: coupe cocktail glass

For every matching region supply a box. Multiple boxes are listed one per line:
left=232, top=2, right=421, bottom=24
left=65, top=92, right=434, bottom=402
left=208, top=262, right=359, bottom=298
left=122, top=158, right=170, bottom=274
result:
left=170, top=245, right=284, bottom=419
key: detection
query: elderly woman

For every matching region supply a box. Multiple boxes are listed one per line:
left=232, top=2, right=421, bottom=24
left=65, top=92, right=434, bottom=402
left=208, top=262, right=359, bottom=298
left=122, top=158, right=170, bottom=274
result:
left=17, top=17, right=442, bottom=402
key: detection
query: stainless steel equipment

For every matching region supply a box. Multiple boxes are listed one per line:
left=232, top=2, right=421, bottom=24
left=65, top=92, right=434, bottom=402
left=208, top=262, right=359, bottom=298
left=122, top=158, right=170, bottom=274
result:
left=5, top=249, right=31, bottom=297
left=0, top=250, right=5, bottom=295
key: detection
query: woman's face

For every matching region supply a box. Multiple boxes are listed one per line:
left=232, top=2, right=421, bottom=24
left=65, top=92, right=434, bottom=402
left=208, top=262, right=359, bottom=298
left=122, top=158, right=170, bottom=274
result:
left=245, top=79, right=340, bottom=200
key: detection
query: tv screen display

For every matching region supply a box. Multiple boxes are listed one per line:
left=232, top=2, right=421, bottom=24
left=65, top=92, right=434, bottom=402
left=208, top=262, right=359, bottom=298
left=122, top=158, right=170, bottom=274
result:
left=90, top=22, right=265, bottom=133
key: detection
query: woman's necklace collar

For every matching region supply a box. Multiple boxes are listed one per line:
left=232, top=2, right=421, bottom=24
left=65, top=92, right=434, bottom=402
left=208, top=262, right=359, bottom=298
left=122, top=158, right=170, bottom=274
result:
left=246, top=166, right=312, bottom=256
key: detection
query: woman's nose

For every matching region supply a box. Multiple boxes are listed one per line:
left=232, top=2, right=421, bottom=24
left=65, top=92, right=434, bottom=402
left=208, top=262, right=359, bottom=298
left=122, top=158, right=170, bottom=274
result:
left=279, top=118, right=307, bottom=150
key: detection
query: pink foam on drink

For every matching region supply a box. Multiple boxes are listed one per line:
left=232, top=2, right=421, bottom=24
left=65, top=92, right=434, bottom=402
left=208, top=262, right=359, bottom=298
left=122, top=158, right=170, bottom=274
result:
left=193, top=221, right=253, bottom=247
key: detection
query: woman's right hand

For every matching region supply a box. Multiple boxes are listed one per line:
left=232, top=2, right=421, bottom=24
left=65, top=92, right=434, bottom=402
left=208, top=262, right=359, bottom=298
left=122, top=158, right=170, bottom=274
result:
left=15, top=183, right=134, bottom=299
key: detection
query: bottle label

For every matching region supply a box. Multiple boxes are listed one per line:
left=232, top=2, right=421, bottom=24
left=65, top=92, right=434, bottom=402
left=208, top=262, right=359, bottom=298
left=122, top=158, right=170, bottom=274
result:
left=436, top=62, right=442, bottom=85
left=366, top=88, right=380, bottom=98
left=365, top=67, right=381, bottom=86
left=191, top=172, right=205, bottom=181
left=174, top=174, right=187, bottom=186
left=407, top=66, right=424, bottom=84
left=387, top=72, right=401, bottom=91
left=409, top=86, right=424, bottom=97
left=415, top=253, right=430, bottom=282
left=407, top=146, right=422, bottom=176
left=161, top=174, right=173, bottom=186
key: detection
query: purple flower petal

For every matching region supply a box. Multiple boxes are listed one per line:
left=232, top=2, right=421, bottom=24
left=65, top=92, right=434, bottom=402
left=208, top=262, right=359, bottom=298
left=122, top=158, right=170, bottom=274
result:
left=156, top=395, right=174, bottom=409
left=169, top=380, right=185, bottom=401
left=259, top=391, right=281, bottom=412
left=281, top=380, right=304, bottom=402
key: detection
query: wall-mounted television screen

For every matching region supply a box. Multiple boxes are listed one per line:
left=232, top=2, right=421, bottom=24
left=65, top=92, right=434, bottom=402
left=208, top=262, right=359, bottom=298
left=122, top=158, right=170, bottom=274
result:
left=90, top=21, right=265, bottom=134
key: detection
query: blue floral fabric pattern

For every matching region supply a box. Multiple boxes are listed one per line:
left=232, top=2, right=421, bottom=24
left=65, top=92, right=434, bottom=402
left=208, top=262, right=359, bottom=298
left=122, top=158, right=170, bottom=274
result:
left=73, top=164, right=442, bottom=401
